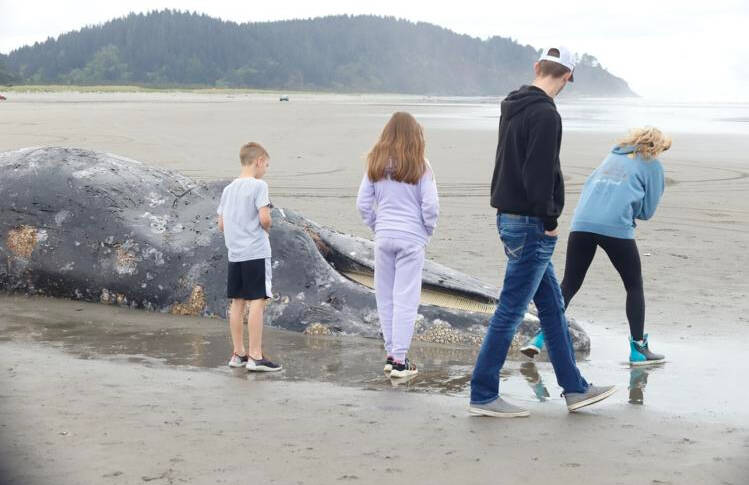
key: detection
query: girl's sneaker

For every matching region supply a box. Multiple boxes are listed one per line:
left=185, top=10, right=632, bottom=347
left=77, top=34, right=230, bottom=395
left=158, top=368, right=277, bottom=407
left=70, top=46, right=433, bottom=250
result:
left=384, top=356, right=395, bottom=374
left=228, top=352, right=248, bottom=368
left=246, top=356, right=283, bottom=372
left=390, top=358, right=418, bottom=378
left=520, top=330, right=545, bottom=358
left=629, top=334, right=665, bottom=366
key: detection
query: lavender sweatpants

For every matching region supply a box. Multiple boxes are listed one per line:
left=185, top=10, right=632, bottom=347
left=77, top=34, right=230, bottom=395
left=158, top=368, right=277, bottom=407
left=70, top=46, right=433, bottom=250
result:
left=374, top=237, right=425, bottom=362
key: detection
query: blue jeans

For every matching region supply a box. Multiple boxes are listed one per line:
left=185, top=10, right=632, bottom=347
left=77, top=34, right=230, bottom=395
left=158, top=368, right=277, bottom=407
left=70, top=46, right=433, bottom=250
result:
left=470, top=214, right=588, bottom=404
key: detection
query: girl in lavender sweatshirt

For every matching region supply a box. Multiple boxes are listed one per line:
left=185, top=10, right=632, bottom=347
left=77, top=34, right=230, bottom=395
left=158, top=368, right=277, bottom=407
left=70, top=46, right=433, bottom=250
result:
left=356, top=112, right=439, bottom=379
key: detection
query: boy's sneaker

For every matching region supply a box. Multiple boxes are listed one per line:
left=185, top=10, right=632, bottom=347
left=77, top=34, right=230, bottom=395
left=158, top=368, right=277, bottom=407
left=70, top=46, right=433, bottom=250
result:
left=390, top=358, right=418, bottom=378
left=469, top=397, right=530, bottom=418
left=384, top=356, right=395, bottom=374
left=629, top=334, right=665, bottom=366
left=246, top=356, right=283, bottom=372
left=565, top=384, right=617, bottom=412
left=228, top=352, right=248, bottom=368
left=520, top=330, right=545, bottom=358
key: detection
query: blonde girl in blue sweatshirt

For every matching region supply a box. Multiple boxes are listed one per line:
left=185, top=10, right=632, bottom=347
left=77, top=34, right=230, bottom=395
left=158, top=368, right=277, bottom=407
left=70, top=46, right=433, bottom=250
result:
left=521, top=127, right=671, bottom=365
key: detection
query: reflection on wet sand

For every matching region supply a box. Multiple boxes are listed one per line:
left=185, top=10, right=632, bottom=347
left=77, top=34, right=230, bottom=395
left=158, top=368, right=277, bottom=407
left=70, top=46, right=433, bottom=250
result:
left=1, top=295, right=669, bottom=403
left=517, top=360, right=663, bottom=406
left=629, top=368, right=650, bottom=405
left=0, top=295, right=573, bottom=396
left=520, top=362, right=551, bottom=401
left=0, top=296, right=487, bottom=394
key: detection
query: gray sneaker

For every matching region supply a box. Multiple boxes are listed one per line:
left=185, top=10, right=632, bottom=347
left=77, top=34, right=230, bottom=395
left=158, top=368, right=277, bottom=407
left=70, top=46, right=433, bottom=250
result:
left=469, top=397, right=530, bottom=418
left=565, top=384, right=617, bottom=412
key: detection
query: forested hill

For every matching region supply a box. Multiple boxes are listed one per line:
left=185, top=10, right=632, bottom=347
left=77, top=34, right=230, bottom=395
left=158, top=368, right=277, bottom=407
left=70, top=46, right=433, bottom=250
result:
left=4, top=10, right=635, bottom=96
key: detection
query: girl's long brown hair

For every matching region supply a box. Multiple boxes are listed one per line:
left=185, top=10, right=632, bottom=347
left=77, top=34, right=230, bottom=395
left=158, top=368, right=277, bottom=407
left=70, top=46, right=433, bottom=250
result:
left=367, top=112, right=426, bottom=184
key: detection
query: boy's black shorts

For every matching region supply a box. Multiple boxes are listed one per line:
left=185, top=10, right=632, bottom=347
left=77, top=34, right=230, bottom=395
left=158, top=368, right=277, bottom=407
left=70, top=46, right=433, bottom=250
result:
left=227, top=258, right=272, bottom=300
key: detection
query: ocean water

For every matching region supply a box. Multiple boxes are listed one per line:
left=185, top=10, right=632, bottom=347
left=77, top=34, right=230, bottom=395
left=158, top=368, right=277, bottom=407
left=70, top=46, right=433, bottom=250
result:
left=369, top=96, right=749, bottom=135
left=558, top=98, right=749, bottom=135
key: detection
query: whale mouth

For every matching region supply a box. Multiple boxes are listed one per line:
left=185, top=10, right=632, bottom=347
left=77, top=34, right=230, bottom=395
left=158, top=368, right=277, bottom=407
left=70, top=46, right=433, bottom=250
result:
left=279, top=208, right=498, bottom=315
left=340, top=270, right=496, bottom=314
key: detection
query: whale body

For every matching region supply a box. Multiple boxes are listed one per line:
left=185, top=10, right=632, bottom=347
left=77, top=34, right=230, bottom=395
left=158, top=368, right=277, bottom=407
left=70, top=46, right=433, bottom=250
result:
left=0, top=147, right=590, bottom=351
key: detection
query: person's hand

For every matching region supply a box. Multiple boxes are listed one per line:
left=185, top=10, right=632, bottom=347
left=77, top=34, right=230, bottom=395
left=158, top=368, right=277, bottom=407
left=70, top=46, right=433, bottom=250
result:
left=544, top=228, right=559, bottom=237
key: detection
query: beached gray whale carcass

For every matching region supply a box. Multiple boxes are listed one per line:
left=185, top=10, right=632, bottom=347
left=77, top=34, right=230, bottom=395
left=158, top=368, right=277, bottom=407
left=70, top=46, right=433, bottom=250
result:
left=0, top=147, right=589, bottom=352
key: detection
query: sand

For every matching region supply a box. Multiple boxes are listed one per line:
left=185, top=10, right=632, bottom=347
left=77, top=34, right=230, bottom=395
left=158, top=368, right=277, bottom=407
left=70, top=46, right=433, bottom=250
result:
left=1, top=296, right=747, bottom=484
left=1, top=91, right=748, bottom=483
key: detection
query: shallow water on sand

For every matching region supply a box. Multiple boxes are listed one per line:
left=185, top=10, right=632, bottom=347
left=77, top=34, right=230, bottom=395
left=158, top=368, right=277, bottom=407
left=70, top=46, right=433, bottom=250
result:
left=1, top=295, right=746, bottom=426
left=375, top=97, right=749, bottom=135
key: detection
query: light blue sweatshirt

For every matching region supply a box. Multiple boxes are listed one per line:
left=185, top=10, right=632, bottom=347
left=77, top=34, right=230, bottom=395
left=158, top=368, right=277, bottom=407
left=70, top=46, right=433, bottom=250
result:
left=356, top=163, right=439, bottom=245
left=570, top=145, right=665, bottom=239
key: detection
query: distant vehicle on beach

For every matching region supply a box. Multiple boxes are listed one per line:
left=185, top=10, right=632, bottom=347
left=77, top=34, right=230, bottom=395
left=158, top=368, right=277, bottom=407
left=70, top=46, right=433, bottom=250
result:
left=0, top=94, right=6, bottom=101
left=279, top=95, right=289, bottom=102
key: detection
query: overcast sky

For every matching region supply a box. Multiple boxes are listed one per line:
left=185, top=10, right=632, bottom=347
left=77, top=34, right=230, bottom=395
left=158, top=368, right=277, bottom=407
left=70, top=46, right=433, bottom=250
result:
left=1, top=0, right=747, bottom=102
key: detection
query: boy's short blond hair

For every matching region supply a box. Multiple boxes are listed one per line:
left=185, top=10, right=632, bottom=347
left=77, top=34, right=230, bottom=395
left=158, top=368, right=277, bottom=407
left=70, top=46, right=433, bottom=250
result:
left=239, top=142, right=269, bottom=166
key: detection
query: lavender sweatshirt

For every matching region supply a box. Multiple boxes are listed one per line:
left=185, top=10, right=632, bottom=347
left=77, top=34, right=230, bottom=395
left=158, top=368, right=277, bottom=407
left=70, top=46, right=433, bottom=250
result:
left=356, top=163, right=439, bottom=245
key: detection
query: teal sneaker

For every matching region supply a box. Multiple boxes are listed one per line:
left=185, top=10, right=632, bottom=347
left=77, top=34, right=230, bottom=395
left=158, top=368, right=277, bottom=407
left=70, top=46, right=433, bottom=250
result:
left=629, top=334, right=665, bottom=366
left=520, top=330, right=545, bottom=358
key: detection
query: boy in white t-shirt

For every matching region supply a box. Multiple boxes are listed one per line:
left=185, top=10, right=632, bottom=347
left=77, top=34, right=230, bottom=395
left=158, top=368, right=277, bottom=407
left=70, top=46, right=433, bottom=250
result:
left=217, top=142, right=281, bottom=372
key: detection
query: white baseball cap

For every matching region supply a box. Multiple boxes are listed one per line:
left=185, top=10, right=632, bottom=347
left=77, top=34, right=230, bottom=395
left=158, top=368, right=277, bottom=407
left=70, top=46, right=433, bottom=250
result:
left=538, top=46, right=575, bottom=82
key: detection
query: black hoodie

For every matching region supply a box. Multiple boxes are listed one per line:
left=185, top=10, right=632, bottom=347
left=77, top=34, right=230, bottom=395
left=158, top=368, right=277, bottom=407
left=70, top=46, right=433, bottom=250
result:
left=490, top=85, right=564, bottom=231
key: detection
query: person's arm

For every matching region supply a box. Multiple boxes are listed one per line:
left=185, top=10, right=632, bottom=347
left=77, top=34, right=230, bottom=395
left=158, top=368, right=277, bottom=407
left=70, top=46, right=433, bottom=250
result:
left=217, top=189, right=226, bottom=233
left=419, top=164, right=439, bottom=236
left=255, top=181, right=272, bottom=232
left=637, top=161, right=665, bottom=220
left=522, top=110, right=561, bottom=232
left=258, top=206, right=272, bottom=231
left=356, top=175, right=377, bottom=231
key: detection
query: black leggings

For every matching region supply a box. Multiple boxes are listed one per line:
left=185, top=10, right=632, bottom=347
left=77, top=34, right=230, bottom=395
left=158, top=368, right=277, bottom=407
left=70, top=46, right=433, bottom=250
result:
left=560, top=231, right=645, bottom=341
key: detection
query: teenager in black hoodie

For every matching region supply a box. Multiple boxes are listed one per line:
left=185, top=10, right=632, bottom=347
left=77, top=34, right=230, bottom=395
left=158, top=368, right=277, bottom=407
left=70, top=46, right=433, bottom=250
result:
left=470, top=47, right=616, bottom=417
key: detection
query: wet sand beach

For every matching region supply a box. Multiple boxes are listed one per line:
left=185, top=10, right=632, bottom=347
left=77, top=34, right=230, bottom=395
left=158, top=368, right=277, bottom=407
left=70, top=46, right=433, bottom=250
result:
left=1, top=91, right=748, bottom=483
left=1, top=295, right=748, bottom=484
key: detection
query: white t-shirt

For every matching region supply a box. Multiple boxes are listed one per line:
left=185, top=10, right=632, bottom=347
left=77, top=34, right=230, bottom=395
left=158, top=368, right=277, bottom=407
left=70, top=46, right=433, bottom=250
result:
left=217, top=178, right=271, bottom=262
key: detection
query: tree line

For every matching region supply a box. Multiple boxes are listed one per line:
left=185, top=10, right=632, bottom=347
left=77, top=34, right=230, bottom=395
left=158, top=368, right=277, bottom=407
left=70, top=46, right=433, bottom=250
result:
left=3, top=10, right=634, bottom=96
